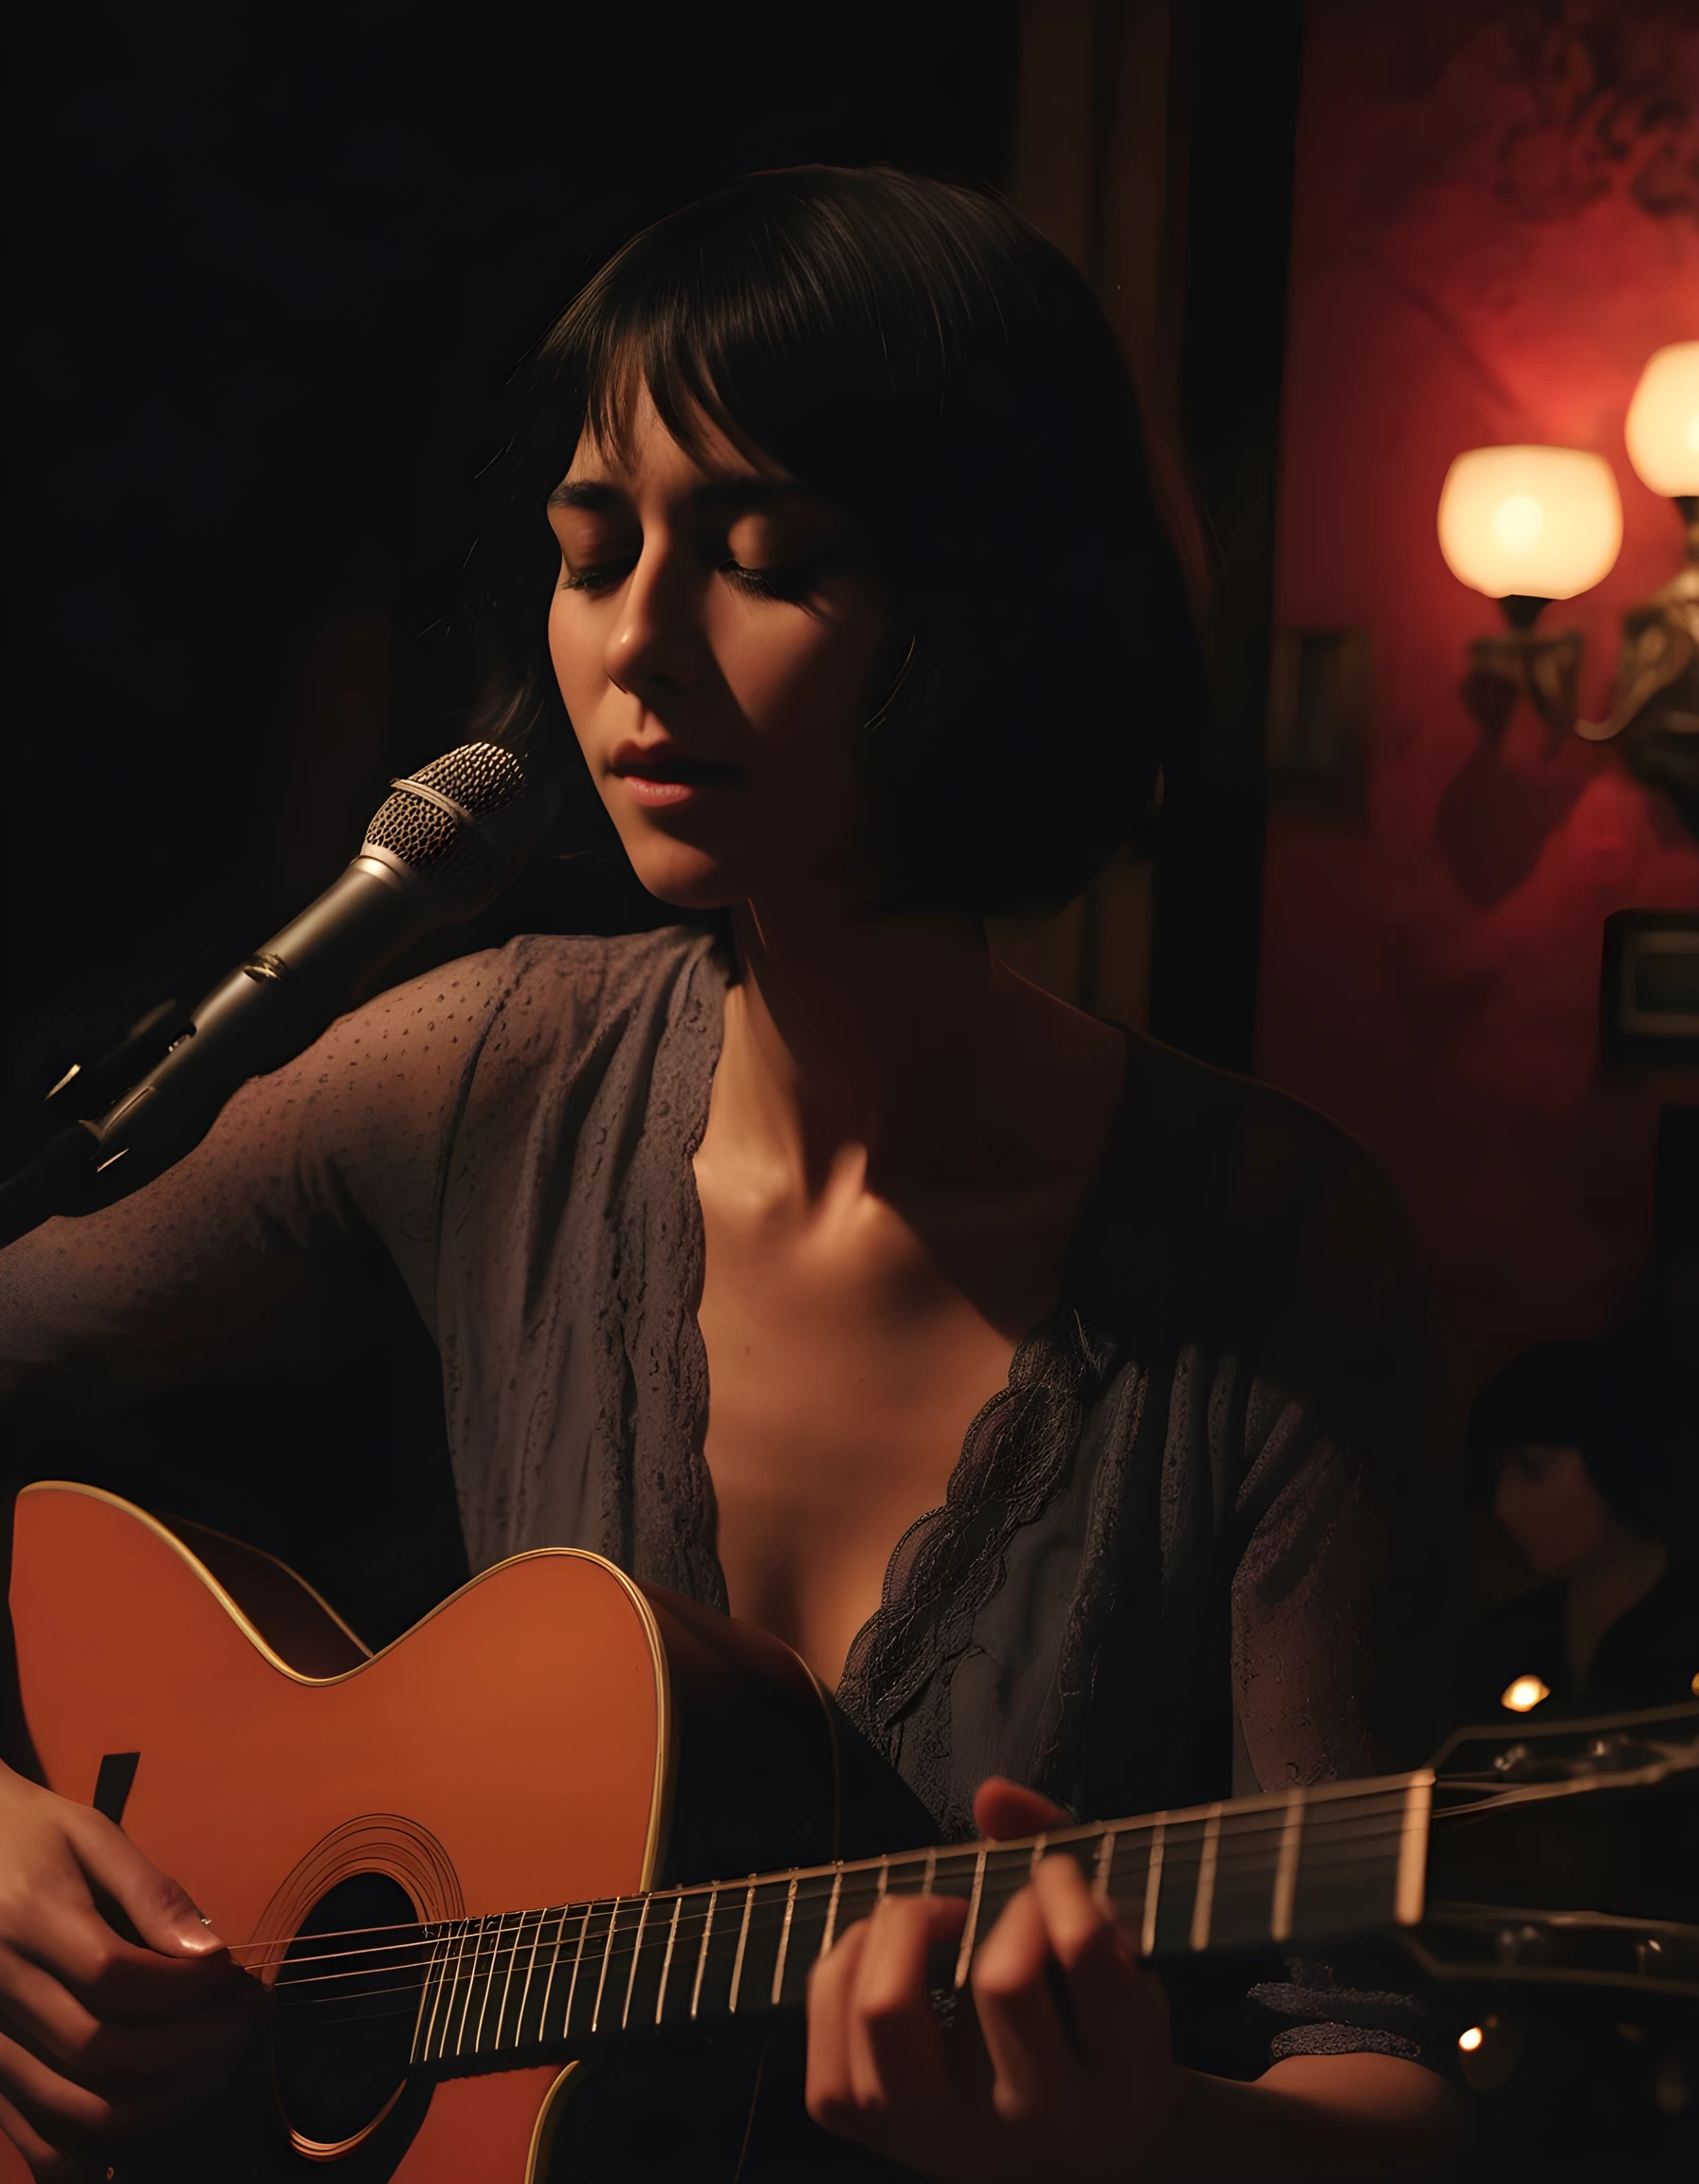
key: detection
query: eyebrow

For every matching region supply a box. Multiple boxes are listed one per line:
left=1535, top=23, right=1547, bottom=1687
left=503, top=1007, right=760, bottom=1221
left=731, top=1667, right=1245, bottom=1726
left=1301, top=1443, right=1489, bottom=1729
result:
left=546, top=477, right=816, bottom=514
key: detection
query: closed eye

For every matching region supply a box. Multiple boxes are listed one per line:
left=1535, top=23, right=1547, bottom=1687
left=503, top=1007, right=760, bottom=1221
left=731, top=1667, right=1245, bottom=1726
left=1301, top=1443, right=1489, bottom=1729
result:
left=559, top=556, right=637, bottom=595
left=719, top=554, right=832, bottom=604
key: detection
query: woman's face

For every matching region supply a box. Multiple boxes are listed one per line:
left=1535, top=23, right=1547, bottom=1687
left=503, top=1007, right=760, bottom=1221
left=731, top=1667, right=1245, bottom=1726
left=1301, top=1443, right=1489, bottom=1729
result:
left=547, top=384, right=896, bottom=911
left=1494, top=1442, right=1614, bottom=1578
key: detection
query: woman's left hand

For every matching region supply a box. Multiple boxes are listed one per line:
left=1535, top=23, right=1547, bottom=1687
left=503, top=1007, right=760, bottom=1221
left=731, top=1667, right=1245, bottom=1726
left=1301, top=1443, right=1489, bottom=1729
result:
left=805, top=1777, right=1177, bottom=2182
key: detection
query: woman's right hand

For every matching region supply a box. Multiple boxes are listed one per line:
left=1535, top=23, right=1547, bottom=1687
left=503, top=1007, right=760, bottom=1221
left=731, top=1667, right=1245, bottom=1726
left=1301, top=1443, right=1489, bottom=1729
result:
left=0, top=1761, right=261, bottom=2182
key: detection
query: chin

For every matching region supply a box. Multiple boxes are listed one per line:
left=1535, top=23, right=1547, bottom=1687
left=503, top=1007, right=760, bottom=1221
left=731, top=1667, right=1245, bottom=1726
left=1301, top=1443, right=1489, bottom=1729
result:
left=624, top=845, right=745, bottom=914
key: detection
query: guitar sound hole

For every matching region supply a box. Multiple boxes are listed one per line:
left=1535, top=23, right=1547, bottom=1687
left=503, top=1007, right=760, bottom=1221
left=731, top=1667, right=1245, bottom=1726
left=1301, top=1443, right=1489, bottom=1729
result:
left=272, top=1872, right=424, bottom=2150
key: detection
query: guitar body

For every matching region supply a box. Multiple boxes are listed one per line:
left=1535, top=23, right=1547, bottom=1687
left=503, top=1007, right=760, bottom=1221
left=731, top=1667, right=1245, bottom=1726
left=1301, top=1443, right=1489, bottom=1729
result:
left=13, top=1481, right=1693, bottom=2181
left=6, top=1483, right=929, bottom=2182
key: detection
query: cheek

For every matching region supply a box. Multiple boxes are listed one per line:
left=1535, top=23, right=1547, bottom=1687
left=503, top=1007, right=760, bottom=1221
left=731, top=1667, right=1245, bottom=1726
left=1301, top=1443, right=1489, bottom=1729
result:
left=548, top=595, right=598, bottom=729
left=721, top=621, right=862, bottom=760
left=1496, top=1469, right=1609, bottom=1572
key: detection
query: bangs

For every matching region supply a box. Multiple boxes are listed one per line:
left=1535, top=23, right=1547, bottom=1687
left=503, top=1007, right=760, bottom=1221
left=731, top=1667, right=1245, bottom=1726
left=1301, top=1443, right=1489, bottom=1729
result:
left=483, top=165, right=1202, bottom=918
left=529, top=166, right=1091, bottom=561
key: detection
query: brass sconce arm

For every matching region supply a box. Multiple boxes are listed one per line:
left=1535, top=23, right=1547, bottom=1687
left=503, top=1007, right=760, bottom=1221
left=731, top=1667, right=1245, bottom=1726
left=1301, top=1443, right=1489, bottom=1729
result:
left=1578, top=498, right=1699, bottom=841
left=1467, top=595, right=1584, bottom=737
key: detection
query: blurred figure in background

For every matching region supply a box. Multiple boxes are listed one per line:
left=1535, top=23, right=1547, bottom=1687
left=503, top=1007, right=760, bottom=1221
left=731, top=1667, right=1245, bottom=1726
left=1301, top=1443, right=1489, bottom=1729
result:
left=1457, top=1321, right=1696, bottom=1726
left=1454, top=1319, right=1696, bottom=2181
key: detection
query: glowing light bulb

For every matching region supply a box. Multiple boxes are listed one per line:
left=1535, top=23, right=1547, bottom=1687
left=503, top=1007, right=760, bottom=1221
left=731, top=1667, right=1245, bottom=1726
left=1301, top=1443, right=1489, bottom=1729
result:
left=1458, top=2027, right=1485, bottom=2053
left=1437, top=446, right=1622, bottom=601
left=1490, top=495, right=1545, bottom=555
left=1501, top=1674, right=1551, bottom=1714
left=1625, top=343, right=1699, bottom=498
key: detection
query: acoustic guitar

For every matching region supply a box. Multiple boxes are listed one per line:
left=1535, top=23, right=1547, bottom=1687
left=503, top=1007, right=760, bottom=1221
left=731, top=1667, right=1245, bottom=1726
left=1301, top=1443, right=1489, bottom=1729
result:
left=4, top=1481, right=1696, bottom=2181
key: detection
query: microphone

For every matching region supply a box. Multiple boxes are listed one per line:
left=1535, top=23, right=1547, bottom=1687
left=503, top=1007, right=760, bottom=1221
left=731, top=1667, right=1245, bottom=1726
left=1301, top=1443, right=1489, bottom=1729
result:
left=0, top=739, right=555, bottom=1249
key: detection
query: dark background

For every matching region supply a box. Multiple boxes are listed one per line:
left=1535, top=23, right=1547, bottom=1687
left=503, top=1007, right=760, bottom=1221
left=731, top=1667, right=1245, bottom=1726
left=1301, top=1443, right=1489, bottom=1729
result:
left=1, top=1, right=1023, bottom=1636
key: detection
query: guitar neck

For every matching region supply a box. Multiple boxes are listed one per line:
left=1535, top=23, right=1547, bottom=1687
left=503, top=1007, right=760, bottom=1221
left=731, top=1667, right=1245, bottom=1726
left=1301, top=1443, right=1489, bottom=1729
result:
left=409, top=1768, right=1434, bottom=2074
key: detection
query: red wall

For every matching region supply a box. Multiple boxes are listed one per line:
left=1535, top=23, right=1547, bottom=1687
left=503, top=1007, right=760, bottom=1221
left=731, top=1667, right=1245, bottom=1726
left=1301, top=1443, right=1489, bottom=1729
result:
left=1260, top=1, right=1699, bottom=1416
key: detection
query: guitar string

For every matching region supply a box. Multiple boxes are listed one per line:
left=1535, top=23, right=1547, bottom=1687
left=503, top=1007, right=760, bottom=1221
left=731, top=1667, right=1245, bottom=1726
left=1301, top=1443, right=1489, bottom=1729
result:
left=252, top=1805, right=1422, bottom=2004
left=225, top=1788, right=1419, bottom=1973
left=241, top=1802, right=1427, bottom=1991
left=242, top=1806, right=1416, bottom=1984
left=270, top=1826, right=1413, bottom=2030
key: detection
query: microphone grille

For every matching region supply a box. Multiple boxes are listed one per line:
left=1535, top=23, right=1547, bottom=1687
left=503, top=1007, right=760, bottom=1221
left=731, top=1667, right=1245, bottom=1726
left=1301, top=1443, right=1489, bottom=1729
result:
left=360, top=741, right=534, bottom=902
left=407, top=741, right=528, bottom=818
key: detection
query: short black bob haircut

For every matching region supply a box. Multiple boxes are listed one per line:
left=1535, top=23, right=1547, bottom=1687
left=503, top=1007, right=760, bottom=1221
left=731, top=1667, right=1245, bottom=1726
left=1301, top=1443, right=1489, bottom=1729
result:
left=476, top=164, right=1205, bottom=918
left=1465, top=1323, right=1694, bottom=1542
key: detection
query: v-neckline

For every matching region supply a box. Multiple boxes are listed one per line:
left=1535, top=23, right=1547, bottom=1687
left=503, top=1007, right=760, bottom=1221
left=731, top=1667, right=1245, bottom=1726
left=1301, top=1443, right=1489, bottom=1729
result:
left=672, top=942, right=1139, bottom=1691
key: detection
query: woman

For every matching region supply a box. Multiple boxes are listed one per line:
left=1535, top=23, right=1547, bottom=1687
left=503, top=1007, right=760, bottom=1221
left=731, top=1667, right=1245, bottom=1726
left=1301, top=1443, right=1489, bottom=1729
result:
left=0, top=168, right=1460, bottom=2178
left=1457, top=1325, right=1695, bottom=1724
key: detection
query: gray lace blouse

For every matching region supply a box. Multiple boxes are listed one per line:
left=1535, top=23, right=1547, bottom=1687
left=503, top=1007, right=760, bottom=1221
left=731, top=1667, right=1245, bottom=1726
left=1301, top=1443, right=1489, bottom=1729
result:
left=0, top=925, right=1449, bottom=2073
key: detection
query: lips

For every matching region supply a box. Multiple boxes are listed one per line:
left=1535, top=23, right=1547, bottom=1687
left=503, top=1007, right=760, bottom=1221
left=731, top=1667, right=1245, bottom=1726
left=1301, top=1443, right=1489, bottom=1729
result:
left=609, top=740, right=740, bottom=807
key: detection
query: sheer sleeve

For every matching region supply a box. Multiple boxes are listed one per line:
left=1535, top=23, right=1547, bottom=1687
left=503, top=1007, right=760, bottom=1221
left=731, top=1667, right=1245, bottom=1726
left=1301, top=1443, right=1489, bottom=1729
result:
left=1227, top=1130, right=1456, bottom=2071
left=1231, top=1129, right=1449, bottom=1790
left=0, top=950, right=516, bottom=1411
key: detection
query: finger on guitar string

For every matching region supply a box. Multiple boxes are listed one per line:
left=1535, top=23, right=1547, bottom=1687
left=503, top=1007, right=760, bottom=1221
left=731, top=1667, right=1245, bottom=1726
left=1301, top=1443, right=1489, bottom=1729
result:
left=47, top=1797, right=225, bottom=1962
left=806, top=1892, right=976, bottom=2168
left=968, top=1875, right=1083, bottom=2120
left=971, top=1776, right=1073, bottom=1842
left=0, top=1946, right=261, bottom=2099
left=849, top=1894, right=968, bottom=2118
left=970, top=1857, right=1172, bottom=2147
left=0, top=1763, right=257, bottom=2179
left=0, top=2021, right=211, bottom=2167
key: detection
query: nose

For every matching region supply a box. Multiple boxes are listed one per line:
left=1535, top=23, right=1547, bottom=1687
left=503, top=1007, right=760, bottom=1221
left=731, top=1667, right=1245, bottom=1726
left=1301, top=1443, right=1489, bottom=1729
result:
left=603, top=535, right=707, bottom=701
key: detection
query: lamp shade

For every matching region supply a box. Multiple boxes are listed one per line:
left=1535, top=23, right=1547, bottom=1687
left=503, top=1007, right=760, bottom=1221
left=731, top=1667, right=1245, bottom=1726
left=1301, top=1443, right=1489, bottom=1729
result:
left=1624, top=341, right=1699, bottom=498
left=1436, top=445, right=1622, bottom=602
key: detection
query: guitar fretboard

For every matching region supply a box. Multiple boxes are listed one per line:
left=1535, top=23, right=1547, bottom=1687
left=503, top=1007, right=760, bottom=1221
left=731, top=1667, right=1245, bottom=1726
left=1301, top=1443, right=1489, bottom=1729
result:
left=404, top=1769, right=1432, bottom=2072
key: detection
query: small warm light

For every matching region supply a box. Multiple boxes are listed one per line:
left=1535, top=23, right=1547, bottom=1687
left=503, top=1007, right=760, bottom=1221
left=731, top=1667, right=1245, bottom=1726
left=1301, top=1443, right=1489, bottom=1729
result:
left=1458, top=2026, right=1485, bottom=2053
left=1437, top=445, right=1623, bottom=602
left=1491, top=495, right=1545, bottom=555
left=1501, top=1674, right=1551, bottom=1713
left=1625, top=342, right=1699, bottom=499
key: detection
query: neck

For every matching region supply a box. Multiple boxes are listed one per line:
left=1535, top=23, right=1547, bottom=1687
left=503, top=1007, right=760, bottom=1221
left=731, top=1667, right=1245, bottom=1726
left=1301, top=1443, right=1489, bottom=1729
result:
left=722, top=894, right=1011, bottom=1194
left=1563, top=1530, right=1669, bottom=1684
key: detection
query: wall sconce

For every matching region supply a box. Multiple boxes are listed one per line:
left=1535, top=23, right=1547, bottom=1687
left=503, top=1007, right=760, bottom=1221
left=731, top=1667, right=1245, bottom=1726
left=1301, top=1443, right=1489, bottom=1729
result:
left=1437, top=445, right=1623, bottom=735
left=1577, top=341, right=1699, bottom=840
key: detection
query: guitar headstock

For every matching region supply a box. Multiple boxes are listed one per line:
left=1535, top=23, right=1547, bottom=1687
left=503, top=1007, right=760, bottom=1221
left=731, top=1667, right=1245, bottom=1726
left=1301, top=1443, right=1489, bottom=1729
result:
left=1431, top=1699, right=1699, bottom=1792
left=1413, top=1702, right=1699, bottom=1997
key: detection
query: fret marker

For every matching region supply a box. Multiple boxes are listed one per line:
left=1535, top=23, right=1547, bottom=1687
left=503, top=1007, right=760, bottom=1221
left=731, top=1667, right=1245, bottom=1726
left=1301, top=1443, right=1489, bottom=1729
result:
left=1091, top=1829, right=1115, bottom=1909
left=452, top=1920, right=482, bottom=2056
left=1271, top=1790, right=1305, bottom=1944
left=821, top=1867, right=844, bottom=1956
left=491, top=1913, right=521, bottom=2049
left=655, top=1892, right=683, bottom=2026
left=562, top=1902, right=593, bottom=2036
left=1189, top=1809, right=1222, bottom=1952
left=535, top=1905, right=568, bottom=2048
left=1395, top=1772, right=1434, bottom=1926
left=473, top=1917, right=501, bottom=2053
left=953, top=1848, right=987, bottom=1989
left=771, top=1876, right=800, bottom=2006
left=1141, top=1822, right=1166, bottom=1958
left=513, top=1906, right=545, bottom=2050
left=591, top=1899, right=621, bottom=2033
left=690, top=1888, right=718, bottom=2021
left=621, top=1896, right=649, bottom=2029
left=728, top=1884, right=757, bottom=2013
left=415, top=1922, right=453, bottom=2066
